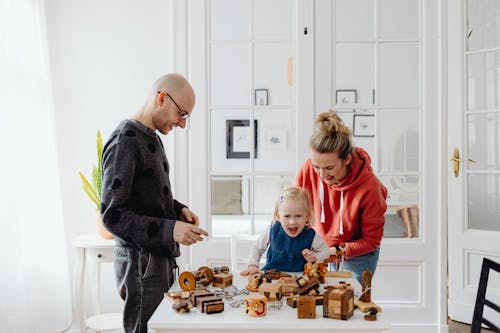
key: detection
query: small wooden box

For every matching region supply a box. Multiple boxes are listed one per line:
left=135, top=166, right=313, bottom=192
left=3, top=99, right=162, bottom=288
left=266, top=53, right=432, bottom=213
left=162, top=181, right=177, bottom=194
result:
left=196, top=295, right=222, bottom=311
left=212, top=273, right=233, bottom=288
left=323, top=286, right=354, bottom=320
left=258, top=282, right=282, bottom=301
left=190, top=290, right=214, bottom=305
left=279, top=276, right=298, bottom=295
left=203, top=300, right=225, bottom=314
left=297, top=296, right=316, bottom=319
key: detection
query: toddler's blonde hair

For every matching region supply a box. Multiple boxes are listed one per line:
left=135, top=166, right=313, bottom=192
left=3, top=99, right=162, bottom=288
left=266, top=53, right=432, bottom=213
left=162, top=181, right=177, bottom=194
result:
left=273, top=186, right=313, bottom=227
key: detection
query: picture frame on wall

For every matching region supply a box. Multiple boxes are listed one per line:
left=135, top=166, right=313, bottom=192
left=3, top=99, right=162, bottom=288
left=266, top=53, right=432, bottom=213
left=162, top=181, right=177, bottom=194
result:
left=265, top=129, right=287, bottom=152
left=254, top=89, right=269, bottom=106
left=336, top=89, right=357, bottom=105
left=353, top=114, right=375, bottom=137
left=226, top=119, right=258, bottom=158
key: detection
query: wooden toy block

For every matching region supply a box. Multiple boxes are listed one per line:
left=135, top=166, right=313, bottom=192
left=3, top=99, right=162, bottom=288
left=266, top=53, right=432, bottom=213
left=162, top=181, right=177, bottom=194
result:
left=213, top=265, right=230, bottom=274
left=286, top=295, right=297, bottom=308
left=278, top=276, right=298, bottom=295
left=314, top=294, right=324, bottom=305
left=363, top=307, right=379, bottom=321
left=355, top=270, right=382, bottom=313
left=323, top=284, right=354, bottom=320
left=324, top=243, right=352, bottom=278
left=258, top=282, right=282, bottom=301
left=359, top=270, right=372, bottom=302
left=197, top=295, right=223, bottom=312
left=325, top=270, right=352, bottom=278
left=245, top=295, right=267, bottom=317
left=296, top=276, right=320, bottom=296
left=246, top=273, right=263, bottom=292
left=212, top=273, right=233, bottom=288
left=304, top=262, right=328, bottom=283
left=203, top=300, right=225, bottom=314
left=264, top=269, right=291, bottom=280
left=297, top=296, right=316, bottom=319
left=190, top=290, right=214, bottom=305
left=355, top=300, right=382, bottom=313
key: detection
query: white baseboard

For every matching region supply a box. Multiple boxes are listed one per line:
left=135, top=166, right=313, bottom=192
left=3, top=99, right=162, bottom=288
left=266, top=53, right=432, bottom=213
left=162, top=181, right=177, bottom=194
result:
left=390, top=324, right=449, bottom=333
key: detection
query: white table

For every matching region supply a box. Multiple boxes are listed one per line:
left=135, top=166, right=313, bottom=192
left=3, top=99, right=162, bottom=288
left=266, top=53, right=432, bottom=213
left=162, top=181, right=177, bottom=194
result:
left=149, top=274, right=390, bottom=333
left=71, top=234, right=122, bottom=332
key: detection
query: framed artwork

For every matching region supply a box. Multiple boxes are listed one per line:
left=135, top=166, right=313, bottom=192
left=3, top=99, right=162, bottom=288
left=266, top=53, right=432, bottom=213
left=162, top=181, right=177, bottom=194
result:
left=353, top=114, right=375, bottom=137
left=226, top=120, right=258, bottom=158
left=254, top=89, right=269, bottom=106
left=265, top=129, right=287, bottom=152
left=336, top=89, right=357, bottom=105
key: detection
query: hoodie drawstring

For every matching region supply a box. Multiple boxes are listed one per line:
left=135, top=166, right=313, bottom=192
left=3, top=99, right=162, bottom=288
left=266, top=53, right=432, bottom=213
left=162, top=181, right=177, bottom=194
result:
left=319, top=180, right=325, bottom=223
left=339, top=190, right=344, bottom=235
left=319, top=177, right=344, bottom=235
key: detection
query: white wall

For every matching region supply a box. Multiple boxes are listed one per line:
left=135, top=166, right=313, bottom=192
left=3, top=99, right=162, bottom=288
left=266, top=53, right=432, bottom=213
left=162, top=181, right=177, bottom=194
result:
left=46, top=0, right=173, bottom=317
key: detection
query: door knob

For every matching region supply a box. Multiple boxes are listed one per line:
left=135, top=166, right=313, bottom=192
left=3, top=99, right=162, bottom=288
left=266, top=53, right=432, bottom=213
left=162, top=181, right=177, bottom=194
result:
left=450, top=148, right=476, bottom=177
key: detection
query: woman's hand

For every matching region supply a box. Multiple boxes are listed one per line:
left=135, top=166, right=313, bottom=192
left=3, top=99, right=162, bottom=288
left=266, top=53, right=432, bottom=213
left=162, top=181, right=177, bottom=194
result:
left=240, top=264, right=260, bottom=276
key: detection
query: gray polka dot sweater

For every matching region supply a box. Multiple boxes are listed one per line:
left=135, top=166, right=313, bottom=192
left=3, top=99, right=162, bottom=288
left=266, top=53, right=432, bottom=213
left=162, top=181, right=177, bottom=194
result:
left=101, top=119, right=185, bottom=257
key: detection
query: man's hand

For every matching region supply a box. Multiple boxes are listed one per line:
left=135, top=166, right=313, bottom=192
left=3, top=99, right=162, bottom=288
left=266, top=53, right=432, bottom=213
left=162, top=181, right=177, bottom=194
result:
left=173, top=221, right=208, bottom=246
left=301, top=248, right=317, bottom=263
left=179, top=207, right=199, bottom=225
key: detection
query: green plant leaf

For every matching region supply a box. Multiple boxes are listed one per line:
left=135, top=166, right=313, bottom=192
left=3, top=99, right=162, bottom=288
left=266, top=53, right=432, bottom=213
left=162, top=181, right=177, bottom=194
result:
left=92, top=165, right=101, bottom=202
left=79, top=172, right=100, bottom=209
left=96, top=130, right=103, bottom=198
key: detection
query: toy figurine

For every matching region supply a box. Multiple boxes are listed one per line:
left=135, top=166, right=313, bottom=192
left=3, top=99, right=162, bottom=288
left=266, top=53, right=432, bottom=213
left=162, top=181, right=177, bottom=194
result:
left=324, top=242, right=352, bottom=278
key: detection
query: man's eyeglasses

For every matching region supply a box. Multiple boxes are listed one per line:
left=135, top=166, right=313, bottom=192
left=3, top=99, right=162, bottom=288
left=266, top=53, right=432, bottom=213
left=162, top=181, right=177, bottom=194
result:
left=158, top=91, right=190, bottom=119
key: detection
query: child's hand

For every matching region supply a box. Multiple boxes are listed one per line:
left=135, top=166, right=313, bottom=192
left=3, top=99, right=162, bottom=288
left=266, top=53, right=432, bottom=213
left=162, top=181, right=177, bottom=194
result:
left=240, top=264, right=260, bottom=276
left=301, top=248, right=317, bottom=263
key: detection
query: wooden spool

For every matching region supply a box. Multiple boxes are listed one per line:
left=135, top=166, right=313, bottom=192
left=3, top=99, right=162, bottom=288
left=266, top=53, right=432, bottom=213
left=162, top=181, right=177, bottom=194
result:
left=244, top=295, right=267, bottom=317
left=179, top=266, right=214, bottom=291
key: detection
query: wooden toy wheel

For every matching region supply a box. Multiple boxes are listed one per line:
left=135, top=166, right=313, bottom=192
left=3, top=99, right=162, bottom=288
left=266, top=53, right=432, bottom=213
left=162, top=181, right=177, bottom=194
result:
left=179, top=271, right=196, bottom=291
left=197, top=266, right=213, bottom=286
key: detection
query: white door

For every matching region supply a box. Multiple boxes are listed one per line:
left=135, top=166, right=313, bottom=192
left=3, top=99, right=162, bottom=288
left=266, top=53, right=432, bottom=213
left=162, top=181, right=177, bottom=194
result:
left=179, top=0, right=302, bottom=271
left=313, top=0, right=446, bottom=330
left=448, top=0, right=500, bottom=326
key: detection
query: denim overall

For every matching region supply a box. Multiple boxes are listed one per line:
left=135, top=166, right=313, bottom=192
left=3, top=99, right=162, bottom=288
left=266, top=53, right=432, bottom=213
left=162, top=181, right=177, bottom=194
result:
left=262, top=221, right=315, bottom=272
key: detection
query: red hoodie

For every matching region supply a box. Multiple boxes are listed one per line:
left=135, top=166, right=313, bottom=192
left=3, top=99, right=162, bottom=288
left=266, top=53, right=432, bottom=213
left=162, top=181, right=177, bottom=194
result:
left=296, top=147, right=387, bottom=259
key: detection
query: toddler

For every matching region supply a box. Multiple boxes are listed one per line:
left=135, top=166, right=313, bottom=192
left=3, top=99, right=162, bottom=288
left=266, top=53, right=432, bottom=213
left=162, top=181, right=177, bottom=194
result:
left=240, top=186, right=330, bottom=275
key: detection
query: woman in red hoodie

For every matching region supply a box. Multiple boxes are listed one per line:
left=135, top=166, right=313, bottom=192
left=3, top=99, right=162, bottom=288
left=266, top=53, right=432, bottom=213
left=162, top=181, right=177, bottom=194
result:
left=296, top=111, right=388, bottom=283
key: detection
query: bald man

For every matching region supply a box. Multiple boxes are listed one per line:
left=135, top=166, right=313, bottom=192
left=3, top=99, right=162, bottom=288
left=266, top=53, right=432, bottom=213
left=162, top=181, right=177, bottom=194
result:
left=101, top=73, right=208, bottom=333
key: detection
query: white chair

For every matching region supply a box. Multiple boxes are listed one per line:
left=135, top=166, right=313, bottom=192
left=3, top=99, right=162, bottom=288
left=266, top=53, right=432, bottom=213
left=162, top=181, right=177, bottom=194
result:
left=230, top=234, right=265, bottom=274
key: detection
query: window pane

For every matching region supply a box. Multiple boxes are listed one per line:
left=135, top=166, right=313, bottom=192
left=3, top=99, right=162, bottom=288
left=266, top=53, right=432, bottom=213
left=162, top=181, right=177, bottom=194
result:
left=467, top=0, right=500, bottom=52
left=211, top=44, right=251, bottom=106
left=336, top=44, right=375, bottom=106
left=211, top=176, right=251, bottom=236
left=381, top=175, right=420, bottom=238
left=335, top=0, right=374, bottom=42
left=467, top=50, right=500, bottom=110
left=468, top=174, right=500, bottom=231
left=211, top=0, right=251, bottom=41
left=378, top=109, right=420, bottom=173
left=378, top=0, right=419, bottom=40
left=378, top=42, right=420, bottom=106
left=253, top=0, right=293, bottom=40
left=254, top=43, right=293, bottom=106
left=468, top=112, right=500, bottom=170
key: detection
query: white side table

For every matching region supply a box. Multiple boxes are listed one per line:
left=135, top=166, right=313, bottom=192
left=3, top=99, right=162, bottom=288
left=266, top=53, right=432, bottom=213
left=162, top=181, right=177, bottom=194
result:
left=71, top=234, right=122, bottom=332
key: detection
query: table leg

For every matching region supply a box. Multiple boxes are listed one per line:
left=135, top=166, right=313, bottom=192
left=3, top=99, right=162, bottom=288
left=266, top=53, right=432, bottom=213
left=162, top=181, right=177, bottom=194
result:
left=90, top=261, right=101, bottom=315
left=73, top=247, right=86, bottom=332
